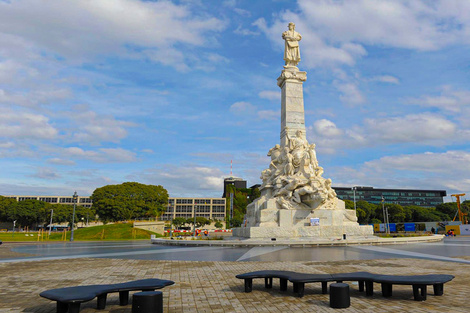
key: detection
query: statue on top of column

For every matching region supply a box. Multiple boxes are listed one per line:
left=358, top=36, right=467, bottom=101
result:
left=282, top=22, right=302, bottom=67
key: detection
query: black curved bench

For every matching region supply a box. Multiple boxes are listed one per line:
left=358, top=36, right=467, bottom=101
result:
left=236, top=271, right=454, bottom=301
left=373, top=274, right=454, bottom=301
left=40, top=278, right=175, bottom=313
left=236, top=270, right=298, bottom=293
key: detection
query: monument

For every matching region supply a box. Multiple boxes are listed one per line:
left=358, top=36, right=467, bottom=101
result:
left=233, top=23, right=373, bottom=239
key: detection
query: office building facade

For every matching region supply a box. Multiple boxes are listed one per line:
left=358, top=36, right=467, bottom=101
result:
left=3, top=195, right=93, bottom=208
left=333, top=186, right=446, bottom=207
left=223, top=177, right=247, bottom=197
left=160, top=197, right=226, bottom=221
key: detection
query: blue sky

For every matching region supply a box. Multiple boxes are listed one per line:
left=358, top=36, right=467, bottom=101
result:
left=1, top=0, right=470, bottom=200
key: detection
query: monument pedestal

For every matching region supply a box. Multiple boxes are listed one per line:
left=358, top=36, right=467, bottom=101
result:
left=232, top=23, right=374, bottom=241
left=233, top=197, right=374, bottom=239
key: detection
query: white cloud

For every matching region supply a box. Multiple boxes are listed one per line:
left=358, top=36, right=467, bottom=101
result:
left=0, top=0, right=226, bottom=69
left=313, top=119, right=343, bottom=137
left=0, top=111, right=58, bottom=140
left=335, top=150, right=470, bottom=194
left=30, top=167, right=61, bottom=180
left=68, top=106, right=134, bottom=144
left=370, top=75, right=400, bottom=84
left=308, top=113, right=460, bottom=153
left=364, top=113, right=456, bottom=143
left=234, top=25, right=259, bottom=36
left=0, top=88, right=71, bottom=108
left=63, top=147, right=137, bottom=163
left=405, top=86, right=470, bottom=113
left=257, top=110, right=279, bottom=121
left=229, top=101, right=256, bottom=114
left=335, top=82, right=366, bottom=105
left=258, top=90, right=279, bottom=101
left=255, top=0, right=470, bottom=68
left=47, top=158, right=76, bottom=166
left=134, top=164, right=226, bottom=197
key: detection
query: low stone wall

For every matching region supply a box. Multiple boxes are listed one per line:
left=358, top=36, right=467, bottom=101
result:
left=134, top=221, right=165, bottom=234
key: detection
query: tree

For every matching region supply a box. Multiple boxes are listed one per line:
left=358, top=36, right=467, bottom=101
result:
left=225, top=185, right=259, bottom=227
left=0, top=196, right=16, bottom=222
left=91, top=182, right=168, bottom=222
left=435, top=202, right=457, bottom=220
left=186, top=217, right=211, bottom=228
left=172, top=217, right=187, bottom=229
left=214, top=221, right=223, bottom=229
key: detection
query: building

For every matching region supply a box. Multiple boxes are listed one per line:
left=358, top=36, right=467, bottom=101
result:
left=3, top=195, right=93, bottom=208
left=4, top=195, right=227, bottom=221
left=160, top=197, right=226, bottom=221
left=333, top=186, right=447, bottom=207
left=222, top=176, right=247, bottom=197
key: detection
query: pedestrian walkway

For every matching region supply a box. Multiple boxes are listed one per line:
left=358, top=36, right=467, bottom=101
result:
left=0, top=254, right=468, bottom=312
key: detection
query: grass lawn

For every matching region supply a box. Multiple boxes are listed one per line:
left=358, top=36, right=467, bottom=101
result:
left=0, top=223, right=162, bottom=242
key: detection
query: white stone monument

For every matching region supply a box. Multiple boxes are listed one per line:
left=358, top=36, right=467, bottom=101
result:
left=233, top=23, right=373, bottom=239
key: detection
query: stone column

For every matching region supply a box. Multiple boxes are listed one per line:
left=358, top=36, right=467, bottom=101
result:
left=277, top=67, right=307, bottom=147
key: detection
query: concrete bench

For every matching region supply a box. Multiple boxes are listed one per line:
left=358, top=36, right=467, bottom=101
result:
left=236, top=271, right=454, bottom=300
left=40, top=278, right=174, bottom=313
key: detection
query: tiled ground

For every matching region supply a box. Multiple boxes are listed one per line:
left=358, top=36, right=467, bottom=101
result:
left=0, top=246, right=468, bottom=312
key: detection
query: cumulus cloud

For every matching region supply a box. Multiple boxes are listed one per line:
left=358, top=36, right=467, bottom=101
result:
left=255, top=0, right=470, bottom=68
left=63, top=147, right=137, bottom=163
left=30, top=167, right=61, bottom=180
left=405, top=86, right=470, bottom=113
left=308, top=113, right=461, bottom=153
left=229, top=101, right=256, bottom=115
left=369, top=75, right=400, bottom=84
left=47, top=158, right=76, bottom=166
left=0, top=111, right=58, bottom=140
left=334, top=150, right=470, bottom=194
left=257, top=110, right=279, bottom=120
left=134, top=164, right=226, bottom=197
left=67, top=106, right=135, bottom=144
left=258, top=90, right=280, bottom=101
left=0, top=0, right=226, bottom=69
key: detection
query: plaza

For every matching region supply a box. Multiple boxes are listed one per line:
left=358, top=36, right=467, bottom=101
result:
left=1, top=237, right=470, bottom=312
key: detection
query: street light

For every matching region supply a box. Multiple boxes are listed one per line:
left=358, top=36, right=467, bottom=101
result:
left=48, top=209, right=54, bottom=236
left=352, top=187, right=357, bottom=214
left=193, top=205, right=197, bottom=238
left=381, top=195, right=387, bottom=234
left=70, top=191, right=78, bottom=242
left=12, top=220, right=16, bottom=238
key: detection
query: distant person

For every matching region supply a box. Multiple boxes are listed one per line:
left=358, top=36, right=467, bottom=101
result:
left=431, top=227, right=435, bottom=234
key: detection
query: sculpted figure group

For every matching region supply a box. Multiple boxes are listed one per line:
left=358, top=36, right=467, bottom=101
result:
left=260, top=128, right=337, bottom=210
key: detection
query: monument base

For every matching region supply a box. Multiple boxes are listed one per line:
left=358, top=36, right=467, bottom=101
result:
left=232, top=224, right=373, bottom=239
left=233, top=196, right=374, bottom=239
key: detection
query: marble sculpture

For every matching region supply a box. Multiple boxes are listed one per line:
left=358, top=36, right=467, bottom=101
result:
left=233, top=23, right=373, bottom=239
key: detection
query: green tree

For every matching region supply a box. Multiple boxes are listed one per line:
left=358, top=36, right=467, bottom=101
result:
left=225, top=185, right=258, bottom=227
left=0, top=196, right=16, bottom=222
left=172, top=217, right=187, bottom=229
left=6, top=200, right=47, bottom=228
left=355, top=200, right=378, bottom=224
left=91, top=182, right=168, bottom=222
left=214, top=221, right=223, bottom=229
left=435, top=202, right=458, bottom=220
left=386, top=204, right=405, bottom=223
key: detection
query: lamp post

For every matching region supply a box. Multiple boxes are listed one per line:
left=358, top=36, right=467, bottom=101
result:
left=193, top=205, right=197, bottom=238
left=385, top=206, right=390, bottom=234
left=381, top=195, right=386, bottom=233
left=70, top=191, right=78, bottom=242
left=352, top=187, right=357, bottom=214
left=48, top=209, right=54, bottom=236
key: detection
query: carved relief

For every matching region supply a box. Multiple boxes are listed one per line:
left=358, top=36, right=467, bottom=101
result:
left=260, top=127, right=338, bottom=211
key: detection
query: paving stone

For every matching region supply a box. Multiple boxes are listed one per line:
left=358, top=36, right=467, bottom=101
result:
left=0, top=246, right=467, bottom=312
